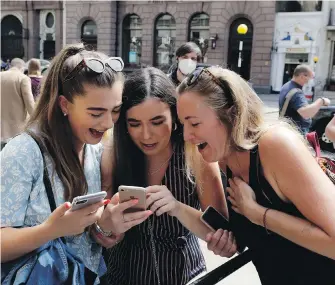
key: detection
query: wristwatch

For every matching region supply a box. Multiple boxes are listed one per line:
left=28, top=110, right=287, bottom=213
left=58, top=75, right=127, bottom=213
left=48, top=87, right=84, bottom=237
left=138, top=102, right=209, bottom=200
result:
left=94, top=222, right=113, bottom=237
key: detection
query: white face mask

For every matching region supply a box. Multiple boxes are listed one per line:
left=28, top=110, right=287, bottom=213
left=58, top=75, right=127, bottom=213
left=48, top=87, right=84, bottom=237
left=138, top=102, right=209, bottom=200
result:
left=178, top=58, right=197, bottom=75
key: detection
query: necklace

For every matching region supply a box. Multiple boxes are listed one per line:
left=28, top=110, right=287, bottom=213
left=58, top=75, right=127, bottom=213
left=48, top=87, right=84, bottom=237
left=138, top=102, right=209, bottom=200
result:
left=148, top=151, right=174, bottom=176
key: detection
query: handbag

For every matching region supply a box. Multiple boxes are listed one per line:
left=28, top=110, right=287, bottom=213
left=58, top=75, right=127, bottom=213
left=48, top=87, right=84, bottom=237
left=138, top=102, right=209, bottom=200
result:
left=306, top=131, right=335, bottom=184
left=1, top=136, right=106, bottom=285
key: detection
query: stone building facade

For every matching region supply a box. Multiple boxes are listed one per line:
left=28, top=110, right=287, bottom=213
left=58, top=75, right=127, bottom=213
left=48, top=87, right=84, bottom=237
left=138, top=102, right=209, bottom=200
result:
left=1, top=1, right=276, bottom=93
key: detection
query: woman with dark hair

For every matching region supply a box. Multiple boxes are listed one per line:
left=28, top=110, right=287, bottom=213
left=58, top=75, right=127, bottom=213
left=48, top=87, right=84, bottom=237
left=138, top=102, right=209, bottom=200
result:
left=1, top=43, right=125, bottom=283
left=168, top=42, right=202, bottom=86
left=96, top=67, right=236, bottom=285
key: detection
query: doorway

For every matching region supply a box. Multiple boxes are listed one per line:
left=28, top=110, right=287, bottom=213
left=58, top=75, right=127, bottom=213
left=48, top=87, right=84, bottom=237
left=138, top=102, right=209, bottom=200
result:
left=227, top=18, right=253, bottom=81
left=1, top=15, right=24, bottom=60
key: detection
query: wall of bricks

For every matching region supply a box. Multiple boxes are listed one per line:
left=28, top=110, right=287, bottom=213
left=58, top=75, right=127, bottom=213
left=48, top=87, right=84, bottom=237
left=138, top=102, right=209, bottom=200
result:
left=65, top=1, right=117, bottom=57
left=117, top=1, right=276, bottom=92
left=1, top=0, right=276, bottom=92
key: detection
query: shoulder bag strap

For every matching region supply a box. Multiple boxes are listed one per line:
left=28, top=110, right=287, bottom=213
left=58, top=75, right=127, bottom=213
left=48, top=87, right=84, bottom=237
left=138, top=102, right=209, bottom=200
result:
left=279, top=88, right=301, bottom=117
left=28, top=134, right=57, bottom=212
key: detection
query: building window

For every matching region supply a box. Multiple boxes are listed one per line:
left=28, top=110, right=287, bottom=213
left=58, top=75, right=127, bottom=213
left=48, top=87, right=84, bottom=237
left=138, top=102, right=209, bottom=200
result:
left=276, top=1, right=322, bottom=12
left=123, top=14, right=142, bottom=67
left=46, top=12, right=54, bottom=28
left=154, top=13, right=176, bottom=71
left=188, top=13, right=210, bottom=61
left=81, top=20, right=97, bottom=50
left=1, top=15, right=24, bottom=60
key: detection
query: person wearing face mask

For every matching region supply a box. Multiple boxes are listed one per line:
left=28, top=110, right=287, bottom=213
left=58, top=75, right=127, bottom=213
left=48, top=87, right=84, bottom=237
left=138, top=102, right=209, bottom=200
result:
left=279, top=64, right=330, bottom=135
left=168, top=42, right=201, bottom=86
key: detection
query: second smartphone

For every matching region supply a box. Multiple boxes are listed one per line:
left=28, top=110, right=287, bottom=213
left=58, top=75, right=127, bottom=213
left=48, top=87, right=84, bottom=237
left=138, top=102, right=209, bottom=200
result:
left=118, top=185, right=147, bottom=213
left=200, top=206, right=231, bottom=232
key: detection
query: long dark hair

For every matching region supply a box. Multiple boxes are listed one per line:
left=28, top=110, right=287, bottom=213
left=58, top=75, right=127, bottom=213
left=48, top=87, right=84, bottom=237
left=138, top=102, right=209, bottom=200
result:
left=26, top=43, right=124, bottom=201
left=112, top=67, right=183, bottom=194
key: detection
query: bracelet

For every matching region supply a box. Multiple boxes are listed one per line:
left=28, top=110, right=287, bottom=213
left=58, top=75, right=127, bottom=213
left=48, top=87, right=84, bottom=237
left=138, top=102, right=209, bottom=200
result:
left=94, top=222, right=113, bottom=237
left=263, top=208, right=271, bottom=235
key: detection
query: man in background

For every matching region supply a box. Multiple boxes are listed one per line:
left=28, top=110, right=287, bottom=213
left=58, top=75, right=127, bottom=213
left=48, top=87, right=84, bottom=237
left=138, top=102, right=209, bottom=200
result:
left=1, top=58, right=35, bottom=149
left=279, top=64, right=330, bottom=135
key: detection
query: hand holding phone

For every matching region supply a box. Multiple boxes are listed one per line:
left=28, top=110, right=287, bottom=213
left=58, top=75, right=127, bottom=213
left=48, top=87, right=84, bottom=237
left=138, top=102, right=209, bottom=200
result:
left=71, top=191, right=107, bottom=211
left=118, top=185, right=146, bottom=213
left=201, top=206, right=230, bottom=232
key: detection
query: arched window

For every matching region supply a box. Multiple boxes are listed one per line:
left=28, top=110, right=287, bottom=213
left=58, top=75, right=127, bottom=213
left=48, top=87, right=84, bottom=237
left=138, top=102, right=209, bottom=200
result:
left=1, top=15, right=24, bottom=60
left=154, top=13, right=176, bottom=71
left=188, top=13, right=210, bottom=61
left=123, top=14, right=142, bottom=67
left=81, top=20, right=97, bottom=50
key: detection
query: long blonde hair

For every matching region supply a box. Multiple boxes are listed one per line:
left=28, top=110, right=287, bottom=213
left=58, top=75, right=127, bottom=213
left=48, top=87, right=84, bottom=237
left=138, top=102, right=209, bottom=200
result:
left=177, top=66, right=300, bottom=184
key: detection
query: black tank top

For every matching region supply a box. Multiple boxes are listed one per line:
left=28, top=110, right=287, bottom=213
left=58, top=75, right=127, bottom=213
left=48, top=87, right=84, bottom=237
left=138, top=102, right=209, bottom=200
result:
left=226, top=146, right=335, bottom=285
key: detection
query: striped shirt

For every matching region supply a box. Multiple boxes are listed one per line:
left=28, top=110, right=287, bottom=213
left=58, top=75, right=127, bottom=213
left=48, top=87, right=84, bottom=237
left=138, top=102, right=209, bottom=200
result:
left=104, top=142, right=206, bottom=285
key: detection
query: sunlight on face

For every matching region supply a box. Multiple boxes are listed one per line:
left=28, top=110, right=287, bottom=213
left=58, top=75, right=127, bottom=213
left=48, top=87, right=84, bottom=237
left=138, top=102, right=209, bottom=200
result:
left=61, top=81, right=123, bottom=149
left=126, top=97, right=173, bottom=157
left=177, top=91, right=229, bottom=162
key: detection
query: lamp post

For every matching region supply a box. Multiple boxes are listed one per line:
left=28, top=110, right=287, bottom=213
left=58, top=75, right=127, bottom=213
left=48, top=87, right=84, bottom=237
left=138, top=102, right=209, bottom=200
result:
left=312, top=56, right=319, bottom=101
left=237, top=24, right=248, bottom=76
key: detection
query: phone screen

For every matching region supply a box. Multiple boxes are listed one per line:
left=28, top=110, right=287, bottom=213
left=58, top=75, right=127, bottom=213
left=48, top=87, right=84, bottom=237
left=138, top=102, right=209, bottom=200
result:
left=201, top=206, right=230, bottom=231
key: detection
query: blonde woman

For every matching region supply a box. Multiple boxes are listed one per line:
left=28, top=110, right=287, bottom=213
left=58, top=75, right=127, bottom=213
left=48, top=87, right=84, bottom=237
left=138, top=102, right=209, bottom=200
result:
left=176, top=67, right=335, bottom=285
left=27, top=58, right=43, bottom=100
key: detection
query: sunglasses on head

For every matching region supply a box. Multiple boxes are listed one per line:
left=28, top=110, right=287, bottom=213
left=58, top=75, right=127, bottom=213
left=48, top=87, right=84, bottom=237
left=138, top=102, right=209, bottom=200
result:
left=187, top=67, right=234, bottom=106
left=63, top=57, right=124, bottom=82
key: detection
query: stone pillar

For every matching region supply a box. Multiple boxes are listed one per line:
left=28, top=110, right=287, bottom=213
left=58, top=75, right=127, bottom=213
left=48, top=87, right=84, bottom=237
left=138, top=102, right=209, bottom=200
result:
left=55, top=7, right=62, bottom=53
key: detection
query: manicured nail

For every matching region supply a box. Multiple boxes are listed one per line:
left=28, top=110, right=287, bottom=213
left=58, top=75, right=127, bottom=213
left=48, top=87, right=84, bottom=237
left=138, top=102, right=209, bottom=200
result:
left=65, top=202, right=71, bottom=209
left=96, top=233, right=103, bottom=239
left=132, top=199, right=139, bottom=204
left=104, top=199, right=111, bottom=205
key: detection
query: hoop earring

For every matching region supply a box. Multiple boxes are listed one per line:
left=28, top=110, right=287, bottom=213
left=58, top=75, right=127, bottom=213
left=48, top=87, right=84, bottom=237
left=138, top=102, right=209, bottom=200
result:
left=173, top=123, right=177, bottom=131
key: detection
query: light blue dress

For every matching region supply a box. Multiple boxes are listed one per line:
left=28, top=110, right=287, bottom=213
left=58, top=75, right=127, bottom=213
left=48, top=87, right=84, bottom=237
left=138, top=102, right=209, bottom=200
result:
left=1, top=133, right=104, bottom=277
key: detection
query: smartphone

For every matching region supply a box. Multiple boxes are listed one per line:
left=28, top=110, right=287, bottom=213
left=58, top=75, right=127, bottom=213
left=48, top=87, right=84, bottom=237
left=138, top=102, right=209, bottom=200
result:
left=71, top=191, right=107, bottom=211
left=118, top=185, right=146, bottom=213
left=200, top=206, right=230, bottom=232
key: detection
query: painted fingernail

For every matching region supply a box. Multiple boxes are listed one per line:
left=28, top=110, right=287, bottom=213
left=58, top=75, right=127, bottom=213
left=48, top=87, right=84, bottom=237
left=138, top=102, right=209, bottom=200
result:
left=65, top=202, right=71, bottom=209
left=104, top=199, right=111, bottom=205
left=132, top=199, right=139, bottom=204
left=96, top=233, right=103, bottom=239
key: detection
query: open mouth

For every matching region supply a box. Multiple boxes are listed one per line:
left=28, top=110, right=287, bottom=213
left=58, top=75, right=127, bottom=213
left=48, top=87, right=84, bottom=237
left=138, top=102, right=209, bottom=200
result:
left=197, top=142, right=208, bottom=151
left=141, top=142, right=158, bottom=149
left=89, top=128, right=105, bottom=138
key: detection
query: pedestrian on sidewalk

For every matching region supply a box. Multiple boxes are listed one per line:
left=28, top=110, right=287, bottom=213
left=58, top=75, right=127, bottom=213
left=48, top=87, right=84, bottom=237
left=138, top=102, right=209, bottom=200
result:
left=279, top=64, right=330, bottom=135
left=168, top=42, right=201, bottom=86
left=1, top=58, right=35, bottom=150
left=27, top=58, right=43, bottom=101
